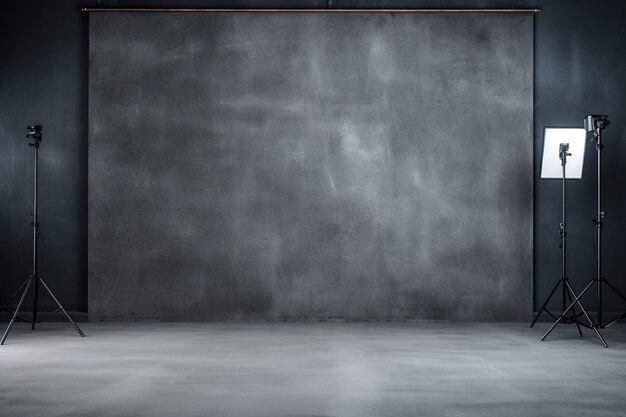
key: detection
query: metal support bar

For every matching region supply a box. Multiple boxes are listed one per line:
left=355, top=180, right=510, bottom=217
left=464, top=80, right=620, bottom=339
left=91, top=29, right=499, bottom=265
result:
left=604, top=279, right=626, bottom=302
left=80, top=8, right=540, bottom=13
left=3, top=311, right=32, bottom=323
left=604, top=312, right=626, bottom=328
left=35, top=308, right=63, bottom=324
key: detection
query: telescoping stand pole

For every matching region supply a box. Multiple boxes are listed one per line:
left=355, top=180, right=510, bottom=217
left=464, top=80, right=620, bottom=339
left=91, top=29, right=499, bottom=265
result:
left=0, top=125, right=85, bottom=345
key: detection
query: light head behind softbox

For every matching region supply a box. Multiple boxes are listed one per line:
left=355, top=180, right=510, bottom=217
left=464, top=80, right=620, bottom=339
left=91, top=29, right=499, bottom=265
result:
left=584, top=114, right=609, bottom=133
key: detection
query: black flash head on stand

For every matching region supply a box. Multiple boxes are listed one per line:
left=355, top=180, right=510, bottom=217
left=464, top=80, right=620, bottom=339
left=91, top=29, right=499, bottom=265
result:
left=559, top=143, right=571, bottom=166
left=584, top=114, right=609, bottom=137
left=26, top=124, right=42, bottom=147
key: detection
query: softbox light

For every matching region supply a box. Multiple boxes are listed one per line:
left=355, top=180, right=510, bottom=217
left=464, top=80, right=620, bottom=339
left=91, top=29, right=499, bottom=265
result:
left=540, top=127, right=586, bottom=179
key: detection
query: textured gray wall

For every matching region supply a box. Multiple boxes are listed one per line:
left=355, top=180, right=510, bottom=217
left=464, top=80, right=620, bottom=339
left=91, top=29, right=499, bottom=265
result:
left=88, top=12, right=533, bottom=321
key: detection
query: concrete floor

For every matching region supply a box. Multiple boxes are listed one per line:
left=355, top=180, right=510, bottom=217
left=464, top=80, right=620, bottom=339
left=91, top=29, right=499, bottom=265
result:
left=0, top=322, right=625, bottom=417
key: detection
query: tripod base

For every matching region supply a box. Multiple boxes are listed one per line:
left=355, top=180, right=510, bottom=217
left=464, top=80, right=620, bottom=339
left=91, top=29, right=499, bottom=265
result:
left=554, top=277, right=626, bottom=330
left=540, top=279, right=608, bottom=348
left=1, top=275, right=85, bottom=345
left=531, top=277, right=583, bottom=332
left=532, top=277, right=609, bottom=347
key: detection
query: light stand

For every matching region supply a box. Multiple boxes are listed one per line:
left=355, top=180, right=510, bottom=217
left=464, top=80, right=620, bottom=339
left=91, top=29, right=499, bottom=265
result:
left=536, top=140, right=606, bottom=347
left=587, top=115, right=626, bottom=327
left=548, top=115, right=626, bottom=337
left=532, top=129, right=606, bottom=345
left=531, top=143, right=583, bottom=331
left=0, top=125, right=85, bottom=345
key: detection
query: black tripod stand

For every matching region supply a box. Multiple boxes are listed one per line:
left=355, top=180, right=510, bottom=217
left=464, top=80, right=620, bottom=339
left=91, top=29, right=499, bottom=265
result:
left=531, top=142, right=607, bottom=347
left=545, top=116, right=626, bottom=344
left=585, top=115, right=626, bottom=328
left=1, top=125, right=84, bottom=345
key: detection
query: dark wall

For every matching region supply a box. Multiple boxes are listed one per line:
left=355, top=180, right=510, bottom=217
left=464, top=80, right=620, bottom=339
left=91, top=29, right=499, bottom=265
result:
left=532, top=1, right=626, bottom=315
left=1, top=0, right=625, bottom=318
left=0, top=0, right=88, bottom=314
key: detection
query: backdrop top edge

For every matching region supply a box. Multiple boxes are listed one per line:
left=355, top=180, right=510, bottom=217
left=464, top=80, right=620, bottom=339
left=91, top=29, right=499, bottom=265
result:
left=81, top=8, right=541, bottom=13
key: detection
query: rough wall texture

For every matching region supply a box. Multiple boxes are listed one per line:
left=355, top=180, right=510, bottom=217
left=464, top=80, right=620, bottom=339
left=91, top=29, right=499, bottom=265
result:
left=88, top=12, right=533, bottom=321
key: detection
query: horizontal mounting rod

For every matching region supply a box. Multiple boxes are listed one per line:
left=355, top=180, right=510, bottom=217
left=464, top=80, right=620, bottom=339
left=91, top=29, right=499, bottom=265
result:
left=81, top=8, right=540, bottom=13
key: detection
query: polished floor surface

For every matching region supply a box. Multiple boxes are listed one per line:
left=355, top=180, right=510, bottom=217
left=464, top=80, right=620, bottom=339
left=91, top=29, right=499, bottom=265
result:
left=0, top=322, right=625, bottom=417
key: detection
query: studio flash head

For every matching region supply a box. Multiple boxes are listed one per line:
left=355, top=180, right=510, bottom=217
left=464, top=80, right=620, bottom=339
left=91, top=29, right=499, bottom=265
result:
left=26, top=124, right=42, bottom=146
left=584, top=114, right=609, bottom=133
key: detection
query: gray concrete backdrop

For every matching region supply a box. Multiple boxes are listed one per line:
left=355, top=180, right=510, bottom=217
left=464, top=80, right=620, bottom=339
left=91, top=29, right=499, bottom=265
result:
left=88, top=12, right=533, bottom=321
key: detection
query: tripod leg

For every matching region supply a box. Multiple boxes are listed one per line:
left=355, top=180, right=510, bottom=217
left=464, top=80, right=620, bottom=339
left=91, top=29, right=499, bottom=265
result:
left=604, top=312, right=626, bottom=327
left=542, top=280, right=592, bottom=341
left=604, top=279, right=626, bottom=302
left=542, top=281, right=607, bottom=348
left=38, top=277, right=85, bottom=337
left=565, top=282, right=583, bottom=338
left=595, top=280, right=626, bottom=327
left=1, top=277, right=34, bottom=345
left=1, top=277, right=31, bottom=313
left=31, top=276, right=39, bottom=330
left=531, top=279, right=562, bottom=328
